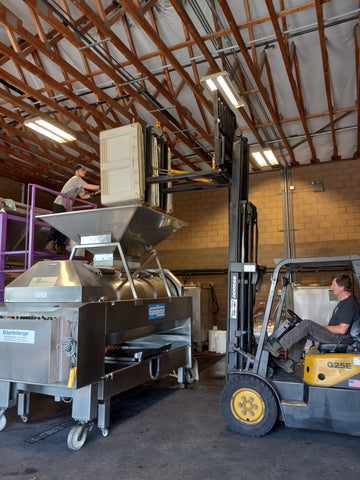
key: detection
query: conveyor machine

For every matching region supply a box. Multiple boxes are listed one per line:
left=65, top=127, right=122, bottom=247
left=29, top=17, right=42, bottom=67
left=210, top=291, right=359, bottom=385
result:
left=0, top=205, right=195, bottom=449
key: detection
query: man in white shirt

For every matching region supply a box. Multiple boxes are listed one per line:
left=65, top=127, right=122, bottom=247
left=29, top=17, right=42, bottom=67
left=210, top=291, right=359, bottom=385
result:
left=45, top=164, right=99, bottom=254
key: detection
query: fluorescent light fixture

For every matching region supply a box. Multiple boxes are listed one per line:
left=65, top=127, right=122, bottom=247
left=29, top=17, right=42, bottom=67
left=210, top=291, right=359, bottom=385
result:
left=252, top=152, right=267, bottom=167
left=217, top=76, right=241, bottom=108
left=200, top=71, right=245, bottom=108
left=24, top=117, right=76, bottom=143
left=252, top=149, right=279, bottom=167
left=263, top=149, right=279, bottom=165
left=205, top=78, right=217, bottom=92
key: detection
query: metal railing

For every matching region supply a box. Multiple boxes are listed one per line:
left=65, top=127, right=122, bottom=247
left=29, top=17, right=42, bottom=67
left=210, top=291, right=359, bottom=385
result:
left=0, top=183, right=97, bottom=301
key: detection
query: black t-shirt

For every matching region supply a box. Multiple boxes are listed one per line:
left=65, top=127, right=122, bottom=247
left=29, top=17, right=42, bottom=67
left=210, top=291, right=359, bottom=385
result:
left=328, top=294, right=360, bottom=329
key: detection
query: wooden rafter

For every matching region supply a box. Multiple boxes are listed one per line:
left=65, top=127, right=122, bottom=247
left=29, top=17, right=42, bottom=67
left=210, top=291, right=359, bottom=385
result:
left=115, top=1, right=333, bottom=71
left=65, top=0, right=212, bottom=165
left=241, top=105, right=359, bottom=132
left=218, top=0, right=298, bottom=166
left=68, top=0, right=213, bottom=147
left=292, top=46, right=305, bottom=112
left=315, top=0, right=340, bottom=161
left=0, top=0, right=355, bottom=188
left=354, top=21, right=360, bottom=158
left=119, top=0, right=213, bottom=113
left=148, top=7, right=187, bottom=130
left=264, top=54, right=280, bottom=123
left=244, top=0, right=258, bottom=67
left=279, top=0, right=290, bottom=55
left=265, top=0, right=319, bottom=162
left=170, top=0, right=268, bottom=158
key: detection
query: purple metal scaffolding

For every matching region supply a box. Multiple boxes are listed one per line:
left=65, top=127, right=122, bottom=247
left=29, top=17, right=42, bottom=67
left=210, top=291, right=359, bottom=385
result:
left=0, top=183, right=97, bottom=301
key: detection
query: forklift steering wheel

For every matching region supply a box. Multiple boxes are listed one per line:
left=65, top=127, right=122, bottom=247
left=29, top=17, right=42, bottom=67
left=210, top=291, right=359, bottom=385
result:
left=287, top=309, right=303, bottom=325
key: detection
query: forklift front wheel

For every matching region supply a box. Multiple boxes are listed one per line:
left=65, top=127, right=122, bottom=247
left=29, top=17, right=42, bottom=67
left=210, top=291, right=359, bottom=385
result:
left=220, top=375, right=278, bottom=437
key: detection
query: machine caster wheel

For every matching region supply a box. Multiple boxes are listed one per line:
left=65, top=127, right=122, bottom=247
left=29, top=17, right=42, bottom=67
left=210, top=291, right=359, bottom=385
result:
left=184, top=368, right=195, bottom=384
left=21, top=415, right=28, bottom=423
left=0, top=415, right=6, bottom=432
left=67, top=425, right=87, bottom=450
left=185, top=358, right=198, bottom=384
left=101, top=428, right=109, bottom=437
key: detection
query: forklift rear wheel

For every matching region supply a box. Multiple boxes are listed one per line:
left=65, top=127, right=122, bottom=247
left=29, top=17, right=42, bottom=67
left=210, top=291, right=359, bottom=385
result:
left=220, top=375, right=278, bottom=437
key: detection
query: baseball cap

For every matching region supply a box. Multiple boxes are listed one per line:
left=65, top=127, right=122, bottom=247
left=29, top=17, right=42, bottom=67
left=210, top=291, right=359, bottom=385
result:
left=73, top=164, right=86, bottom=174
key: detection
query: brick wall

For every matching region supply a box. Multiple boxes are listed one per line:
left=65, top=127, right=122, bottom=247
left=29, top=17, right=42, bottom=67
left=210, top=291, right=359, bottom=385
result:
left=0, top=177, right=25, bottom=203
left=2, top=158, right=359, bottom=329
left=158, top=187, right=230, bottom=330
left=159, top=187, right=229, bottom=268
left=0, top=178, right=54, bottom=210
left=158, top=158, right=360, bottom=328
left=291, top=159, right=360, bottom=257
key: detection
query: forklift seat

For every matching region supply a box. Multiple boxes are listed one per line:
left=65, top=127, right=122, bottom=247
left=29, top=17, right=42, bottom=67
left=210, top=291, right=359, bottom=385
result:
left=318, top=317, right=360, bottom=354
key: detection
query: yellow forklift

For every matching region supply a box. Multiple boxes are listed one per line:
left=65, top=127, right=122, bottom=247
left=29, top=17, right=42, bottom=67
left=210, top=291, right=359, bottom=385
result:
left=150, top=91, right=360, bottom=437
left=214, top=103, right=360, bottom=437
left=220, top=254, right=360, bottom=437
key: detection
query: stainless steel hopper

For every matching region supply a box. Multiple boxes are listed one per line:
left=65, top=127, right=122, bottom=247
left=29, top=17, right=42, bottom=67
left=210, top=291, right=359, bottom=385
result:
left=38, top=205, right=187, bottom=258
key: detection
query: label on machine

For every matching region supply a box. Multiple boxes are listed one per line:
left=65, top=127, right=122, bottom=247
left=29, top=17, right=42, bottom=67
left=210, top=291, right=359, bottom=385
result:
left=29, top=276, right=58, bottom=287
left=230, top=299, right=238, bottom=319
left=0, top=328, right=35, bottom=344
left=148, top=303, right=166, bottom=320
left=230, top=273, right=238, bottom=319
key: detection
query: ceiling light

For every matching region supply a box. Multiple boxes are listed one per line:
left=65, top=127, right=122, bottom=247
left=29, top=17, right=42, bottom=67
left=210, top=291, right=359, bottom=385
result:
left=252, top=149, right=279, bottom=167
left=263, top=149, right=279, bottom=165
left=201, top=71, right=245, bottom=108
left=206, top=78, right=217, bottom=92
left=252, top=152, right=267, bottom=167
left=24, top=117, right=76, bottom=143
left=217, top=76, right=240, bottom=108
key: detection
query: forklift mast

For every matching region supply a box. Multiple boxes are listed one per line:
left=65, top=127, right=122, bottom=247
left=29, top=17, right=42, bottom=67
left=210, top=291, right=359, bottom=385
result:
left=146, top=92, right=263, bottom=376
left=214, top=93, right=263, bottom=375
left=226, top=138, right=263, bottom=374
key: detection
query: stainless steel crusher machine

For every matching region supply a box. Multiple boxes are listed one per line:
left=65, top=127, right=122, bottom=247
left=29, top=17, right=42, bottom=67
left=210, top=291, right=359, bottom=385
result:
left=0, top=204, right=195, bottom=449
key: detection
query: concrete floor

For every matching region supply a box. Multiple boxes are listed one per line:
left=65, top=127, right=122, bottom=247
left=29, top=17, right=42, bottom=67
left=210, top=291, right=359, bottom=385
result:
left=0, top=356, right=359, bottom=480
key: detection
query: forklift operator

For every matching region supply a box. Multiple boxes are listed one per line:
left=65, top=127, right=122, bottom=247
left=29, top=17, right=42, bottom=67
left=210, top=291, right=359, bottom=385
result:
left=265, top=274, right=360, bottom=373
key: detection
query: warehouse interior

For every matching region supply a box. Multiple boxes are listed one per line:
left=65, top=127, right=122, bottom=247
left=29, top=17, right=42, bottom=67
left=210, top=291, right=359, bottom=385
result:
left=0, top=1, right=360, bottom=478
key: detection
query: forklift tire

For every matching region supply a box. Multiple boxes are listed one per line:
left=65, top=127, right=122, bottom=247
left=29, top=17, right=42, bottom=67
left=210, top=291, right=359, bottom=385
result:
left=220, top=375, right=278, bottom=437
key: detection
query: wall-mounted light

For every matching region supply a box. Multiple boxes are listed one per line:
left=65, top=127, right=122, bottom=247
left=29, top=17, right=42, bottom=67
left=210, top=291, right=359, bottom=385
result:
left=251, top=149, right=279, bottom=167
left=23, top=117, right=76, bottom=143
left=200, top=71, right=245, bottom=108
